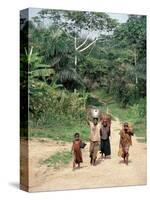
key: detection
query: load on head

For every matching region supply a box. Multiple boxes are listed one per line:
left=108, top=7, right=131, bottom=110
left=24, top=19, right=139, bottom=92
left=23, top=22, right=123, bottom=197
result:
left=87, top=107, right=101, bottom=124
left=87, top=107, right=111, bottom=127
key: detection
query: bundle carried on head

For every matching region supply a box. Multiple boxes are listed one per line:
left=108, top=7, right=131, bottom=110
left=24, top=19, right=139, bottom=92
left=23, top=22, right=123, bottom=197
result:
left=86, top=107, right=101, bottom=122
left=100, top=113, right=111, bottom=127
left=91, top=108, right=100, bottom=118
left=86, top=107, right=112, bottom=127
left=123, top=122, right=134, bottom=133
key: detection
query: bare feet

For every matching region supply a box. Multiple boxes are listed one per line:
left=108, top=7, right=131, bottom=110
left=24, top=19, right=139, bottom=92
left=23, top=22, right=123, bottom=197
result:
left=105, top=155, right=111, bottom=159
left=92, top=158, right=96, bottom=166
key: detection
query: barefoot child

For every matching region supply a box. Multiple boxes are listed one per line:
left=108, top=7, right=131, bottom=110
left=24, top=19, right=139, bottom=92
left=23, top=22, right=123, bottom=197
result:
left=71, top=133, right=83, bottom=170
left=119, top=122, right=134, bottom=165
left=100, top=118, right=111, bottom=158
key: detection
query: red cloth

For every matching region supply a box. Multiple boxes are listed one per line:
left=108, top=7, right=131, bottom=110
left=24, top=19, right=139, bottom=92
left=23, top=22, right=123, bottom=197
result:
left=73, top=140, right=83, bottom=163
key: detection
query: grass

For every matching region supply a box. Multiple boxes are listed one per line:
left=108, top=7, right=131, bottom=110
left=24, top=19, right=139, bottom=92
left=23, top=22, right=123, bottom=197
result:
left=41, top=151, right=72, bottom=168
left=108, top=103, right=146, bottom=142
left=29, top=120, right=89, bottom=142
left=91, top=89, right=146, bottom=142
left=29, top=89, right=146, bottom=143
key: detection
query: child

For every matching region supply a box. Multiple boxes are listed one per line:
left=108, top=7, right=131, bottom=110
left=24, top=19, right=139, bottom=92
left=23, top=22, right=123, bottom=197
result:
left=71, top=133, right=83, bottom=170
left=100, top=118, right=111, bottom=158
left=119, top=122, right=134, bottom=165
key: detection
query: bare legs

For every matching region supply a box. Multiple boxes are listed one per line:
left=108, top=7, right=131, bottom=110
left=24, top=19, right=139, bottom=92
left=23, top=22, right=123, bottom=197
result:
left=123, top=152, right=129, bottom=165
left=90, top=155, right=96, bottom=166
left=73, top=161, right=80, bottom=170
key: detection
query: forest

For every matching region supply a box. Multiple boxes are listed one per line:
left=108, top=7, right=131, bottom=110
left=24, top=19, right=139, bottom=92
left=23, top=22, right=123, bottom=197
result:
left=20, top=9, right=146, bottom=142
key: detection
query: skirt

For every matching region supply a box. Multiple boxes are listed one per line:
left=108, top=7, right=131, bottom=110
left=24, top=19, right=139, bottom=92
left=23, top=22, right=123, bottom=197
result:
left=100, top=138, right=111, bottom=156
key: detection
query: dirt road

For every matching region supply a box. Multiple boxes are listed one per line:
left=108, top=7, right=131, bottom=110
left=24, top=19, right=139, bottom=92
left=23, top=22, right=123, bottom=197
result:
left=28, top=118, right=147, bottom=192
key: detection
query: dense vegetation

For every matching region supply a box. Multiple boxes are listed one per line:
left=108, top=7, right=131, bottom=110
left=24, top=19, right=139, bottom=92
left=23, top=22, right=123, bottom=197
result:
left=20, top=10, right=146, bottom=141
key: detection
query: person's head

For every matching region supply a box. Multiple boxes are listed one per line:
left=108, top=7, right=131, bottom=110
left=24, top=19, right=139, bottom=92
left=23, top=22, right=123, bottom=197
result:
left=102, top=119, right=108, bottom=127
left=123, top=122, right=129, bottom=132
left=74, top=132, right=80, bottom=140
left=93, top=118, right=98, bottom=125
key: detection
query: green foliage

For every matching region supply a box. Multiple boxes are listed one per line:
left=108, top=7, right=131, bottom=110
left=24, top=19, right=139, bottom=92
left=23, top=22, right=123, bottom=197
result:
left=92, top=89, right=146, bottom=141
left=20, top=44, right=87, bottom=125
left=130, top=98, right=146, bottom=119
left=20, top=10, right=146, bottom=143
left=41, top=151, right=72, bottom=168
left=30, top=12, right=146, bottom=107
left=112, top=16, right=146, bottom=102
left=29, top=121, right=89, bottom=142
left=35, top=9, right=118, bottom=34
left=29, top=83, right=89, bottom=125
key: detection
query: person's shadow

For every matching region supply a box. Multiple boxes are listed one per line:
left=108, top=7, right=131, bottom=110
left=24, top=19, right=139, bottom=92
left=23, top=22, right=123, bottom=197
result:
left=94, top=158, right=103, bottom=165
left=118, top=160, right=132, bottom=164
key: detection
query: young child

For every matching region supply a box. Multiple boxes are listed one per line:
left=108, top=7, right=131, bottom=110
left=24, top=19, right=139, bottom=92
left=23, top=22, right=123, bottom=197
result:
left=100, top=118, right=111, bottom=158
left=119, top=122, right=134, bottom=165
left=71, top=133, right=83, bottom=170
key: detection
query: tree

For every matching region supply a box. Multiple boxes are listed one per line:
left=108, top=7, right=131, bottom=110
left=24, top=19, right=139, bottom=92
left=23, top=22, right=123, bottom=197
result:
left=29, top=10, right=146, bottom=107
left=113, top=15, right=146, bottom=98
left=32, top=10, right=118, bottom=66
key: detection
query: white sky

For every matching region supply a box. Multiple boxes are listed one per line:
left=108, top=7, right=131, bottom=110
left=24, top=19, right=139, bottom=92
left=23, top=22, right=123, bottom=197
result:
left=28, top=8, right=129, bottom=23
left=108, top=13, right=128, bottom=23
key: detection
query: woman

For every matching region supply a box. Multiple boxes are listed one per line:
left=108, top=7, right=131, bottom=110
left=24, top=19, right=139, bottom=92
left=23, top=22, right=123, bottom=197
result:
left=100, top=118, right=111, bottom=158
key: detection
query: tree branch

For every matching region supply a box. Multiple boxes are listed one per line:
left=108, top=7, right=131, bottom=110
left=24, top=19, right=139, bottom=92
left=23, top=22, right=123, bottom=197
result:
left=79, top=39, right=98, bottom=52
left=75, top=36, right=77, bottom=66
left=76, top=34, right=90, bottom=50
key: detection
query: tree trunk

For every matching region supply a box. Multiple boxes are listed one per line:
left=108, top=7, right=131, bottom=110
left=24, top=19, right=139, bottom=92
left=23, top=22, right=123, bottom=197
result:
left=134, top=48, right=138, bottom=85
left=74, top=36, right=77, bottom=66
left=134, top=47, right=138, bottom=99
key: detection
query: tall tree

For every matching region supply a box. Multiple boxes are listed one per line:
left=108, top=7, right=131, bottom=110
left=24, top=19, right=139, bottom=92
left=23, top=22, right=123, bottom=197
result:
left=113, top=15, right=146, bottom=97
left=32, top=10, right=118, bottom=66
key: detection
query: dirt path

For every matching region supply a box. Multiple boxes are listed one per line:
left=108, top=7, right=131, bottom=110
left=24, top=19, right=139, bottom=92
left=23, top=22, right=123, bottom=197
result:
left=28, top=118, right=147, bottom=192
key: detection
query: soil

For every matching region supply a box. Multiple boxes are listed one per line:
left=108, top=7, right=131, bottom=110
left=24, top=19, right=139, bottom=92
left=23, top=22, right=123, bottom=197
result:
left=21, top=118, right=147, bottom=192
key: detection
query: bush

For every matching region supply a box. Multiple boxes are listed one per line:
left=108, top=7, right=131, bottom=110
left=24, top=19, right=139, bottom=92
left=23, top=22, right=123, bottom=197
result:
left=29, top=80, right=89, bottom=126
left=130, top=98, right=146, bottom=119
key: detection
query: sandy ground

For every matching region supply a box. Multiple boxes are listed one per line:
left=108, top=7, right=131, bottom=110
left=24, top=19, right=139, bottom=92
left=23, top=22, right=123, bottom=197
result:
left=26, top=118, right=147, bottom=192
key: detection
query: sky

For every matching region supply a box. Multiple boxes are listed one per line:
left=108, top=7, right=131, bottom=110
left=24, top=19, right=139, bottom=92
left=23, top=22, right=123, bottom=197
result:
left=20, top=8, right=129, bottom=39
left=27, top=8, right=129, bottom=23
left=108, top=13, right=128, bottom=23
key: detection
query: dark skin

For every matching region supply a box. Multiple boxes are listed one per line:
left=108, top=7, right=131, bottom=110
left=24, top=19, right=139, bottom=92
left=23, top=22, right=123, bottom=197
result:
left=121, top=124, right=133, bottom=165
left=102, top=120, right=107, bottom=127
left=87, top=117, right=99, bottom=126
left=91, top=118, right=99, bottom=165
left=93, top=118, right=98, bottom=125
left=100, top=120, right=111, bottom=158
left=124, top=125, right=134, bottom=135
left=71, top=134, right=81, bottom=170
left=124, top=125, right=129, bottom=133
left=123, top=125, right=129, bottom=165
